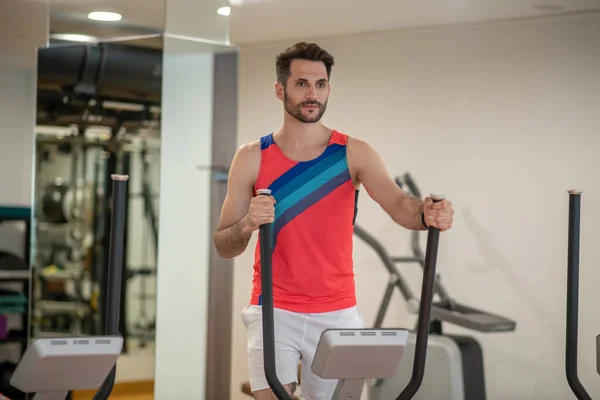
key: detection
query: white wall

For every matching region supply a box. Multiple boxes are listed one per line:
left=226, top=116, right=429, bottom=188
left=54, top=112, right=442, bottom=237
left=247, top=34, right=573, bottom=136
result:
left=0, top=61, right=37, bottom=252
left=231, top=12, right=600, bottom=400
left=0, top=63, right=36, bottom=209
left=0, top=55, right=38, bottom=366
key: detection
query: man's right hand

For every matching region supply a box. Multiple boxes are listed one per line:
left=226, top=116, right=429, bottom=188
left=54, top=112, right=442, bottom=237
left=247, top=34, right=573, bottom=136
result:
left=243, top=194, right=276, bottom=232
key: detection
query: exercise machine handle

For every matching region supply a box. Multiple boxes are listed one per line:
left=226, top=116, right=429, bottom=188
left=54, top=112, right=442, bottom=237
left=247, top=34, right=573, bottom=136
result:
left=565, top=189, right=592, bottom=400
left=93, top=174, right=129, bottom=400
left=396, top=193, right=445, bottom=400
left=257, top=189, right=292, bottom=400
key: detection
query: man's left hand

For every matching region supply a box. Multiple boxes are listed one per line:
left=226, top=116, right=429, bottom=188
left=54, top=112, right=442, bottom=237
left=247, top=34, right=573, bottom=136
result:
left=423, top=197, right=454, bottom=231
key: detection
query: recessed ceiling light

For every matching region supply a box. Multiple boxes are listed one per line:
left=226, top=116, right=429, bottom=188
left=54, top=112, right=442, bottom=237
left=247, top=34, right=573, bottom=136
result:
left=217, top=6, right=231, bottom=16
left=50, top=33, right=99, bottom=43
left=88, top=11, right=122, bottom=22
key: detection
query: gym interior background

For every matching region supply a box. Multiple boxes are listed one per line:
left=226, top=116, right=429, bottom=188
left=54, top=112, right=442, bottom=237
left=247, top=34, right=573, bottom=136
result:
left=0, top=0, right=598, bottom=399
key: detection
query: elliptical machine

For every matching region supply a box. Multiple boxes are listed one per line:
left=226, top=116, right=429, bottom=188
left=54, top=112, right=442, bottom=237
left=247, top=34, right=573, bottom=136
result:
left=365, top=173, right=516, bottom=400
left=564, top=189, right=597, bottom=399
left=9, top=175, right=129, bottom=400
left=256, top=188, right=446, bottom=400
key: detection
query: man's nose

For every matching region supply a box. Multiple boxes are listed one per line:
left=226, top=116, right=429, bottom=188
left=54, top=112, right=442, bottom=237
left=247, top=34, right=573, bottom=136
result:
left=306, top=85, right=317, bottom=99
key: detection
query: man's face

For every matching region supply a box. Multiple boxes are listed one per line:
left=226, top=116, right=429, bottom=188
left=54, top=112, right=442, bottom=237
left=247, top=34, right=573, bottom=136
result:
left=277, top=59, right=330, bottom=124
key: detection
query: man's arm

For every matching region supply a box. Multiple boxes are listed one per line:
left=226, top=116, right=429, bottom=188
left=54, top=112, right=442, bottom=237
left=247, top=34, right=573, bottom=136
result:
left=348, top=138, right=453, bottom=231
left=213, top=143, right=260, bottom=258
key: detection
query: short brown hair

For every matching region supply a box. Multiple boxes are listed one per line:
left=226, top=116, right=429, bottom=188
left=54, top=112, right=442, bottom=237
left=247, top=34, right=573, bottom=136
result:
left=275, top=42, right=335, bottom=86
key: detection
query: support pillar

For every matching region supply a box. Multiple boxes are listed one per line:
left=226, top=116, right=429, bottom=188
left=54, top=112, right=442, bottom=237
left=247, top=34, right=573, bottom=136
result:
left=154, top=0, right=238, bottom=398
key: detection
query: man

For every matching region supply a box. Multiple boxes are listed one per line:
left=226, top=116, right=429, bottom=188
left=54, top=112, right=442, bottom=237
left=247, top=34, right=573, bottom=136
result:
left=214, top=42, right=454, bottom=400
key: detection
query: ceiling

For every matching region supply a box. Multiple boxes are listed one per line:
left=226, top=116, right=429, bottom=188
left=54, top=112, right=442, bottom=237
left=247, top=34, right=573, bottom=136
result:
left=229, top=0, right=600, bottom=45
left=46, top=0, right=600, bottom=47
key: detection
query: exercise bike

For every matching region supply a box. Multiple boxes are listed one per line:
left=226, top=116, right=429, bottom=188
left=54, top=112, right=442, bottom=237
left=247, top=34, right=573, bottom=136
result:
left=256, top=188, right=446, bottom=400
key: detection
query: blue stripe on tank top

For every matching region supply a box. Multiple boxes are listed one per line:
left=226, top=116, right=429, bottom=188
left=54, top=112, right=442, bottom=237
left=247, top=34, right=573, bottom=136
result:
left=267, top=143, right=346, bottom=195
left=260, top=134, right=274, bottom=150
left=273, top=157, right=349, bottom=221
left=272, top=145, right=347, bottom=203
left=272, top=168, right=352, bottom=249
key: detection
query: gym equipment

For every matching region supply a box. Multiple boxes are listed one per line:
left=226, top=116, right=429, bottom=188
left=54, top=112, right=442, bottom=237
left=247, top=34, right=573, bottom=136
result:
left=40, top=180, right=71, bottom=224
left=257, top=188, right=445, bottom=400
left=564, top=189, right=593, bottom=399
left=9, top=174, right=129, bottom=400
left=311, top=328, right=409, bottom=399
left=366, top=173, right=516, bottom=400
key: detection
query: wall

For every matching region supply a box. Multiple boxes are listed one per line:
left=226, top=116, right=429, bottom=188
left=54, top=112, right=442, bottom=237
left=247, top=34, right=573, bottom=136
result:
left=0, top=61, right=37, bottom=242
left=230, top=11, right=600, bottom=400
left=0, top=64, right=37, bottom=209
left=0, top=0, right=48, bottom=365
left=0, top=53, right=39, bottom=367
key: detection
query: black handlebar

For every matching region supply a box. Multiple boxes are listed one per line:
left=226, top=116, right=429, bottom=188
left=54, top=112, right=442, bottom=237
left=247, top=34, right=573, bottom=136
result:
left=396, top=193, right=445, bottom=400
left=93, top=174, right=128, bottom=400
left=257, top=188, right=292, bottom=400
left=565, top=189, right=592, bottom=400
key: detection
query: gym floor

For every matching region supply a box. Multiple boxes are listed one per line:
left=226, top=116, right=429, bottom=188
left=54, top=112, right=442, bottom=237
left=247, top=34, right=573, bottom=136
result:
left=72, top=383, right=153, bottom=400
left=74, top=393, right=152, bottom=400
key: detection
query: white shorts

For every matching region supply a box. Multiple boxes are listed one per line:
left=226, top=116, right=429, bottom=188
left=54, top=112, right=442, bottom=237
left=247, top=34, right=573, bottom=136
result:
left=241, top=304, right=366, bottom=400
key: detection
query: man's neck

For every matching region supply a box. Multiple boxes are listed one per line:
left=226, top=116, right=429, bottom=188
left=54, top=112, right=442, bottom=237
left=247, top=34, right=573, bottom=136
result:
left=275, top=115, right=331, bottom=149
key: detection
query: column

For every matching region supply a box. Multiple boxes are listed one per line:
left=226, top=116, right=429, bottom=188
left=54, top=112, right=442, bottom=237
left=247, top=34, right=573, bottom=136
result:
left=154, top=0, right=238, bottom=398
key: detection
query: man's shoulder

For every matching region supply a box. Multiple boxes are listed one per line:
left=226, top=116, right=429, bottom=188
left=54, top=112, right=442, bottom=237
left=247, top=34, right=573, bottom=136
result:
left=235, top=138, right=262, bottom=158
left=330, top=129, right=367, bottom=148
left=240, top=130, right=277, bottom=150
left=344, top=134, right=370, bottom=153
left=344, top=134, right=380, bottom=172
left=230, top=139, right=261, bottom=170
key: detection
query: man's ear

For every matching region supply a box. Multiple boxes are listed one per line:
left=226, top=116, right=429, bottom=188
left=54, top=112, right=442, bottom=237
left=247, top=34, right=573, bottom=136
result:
left=275, top=82, right=284, bottom=101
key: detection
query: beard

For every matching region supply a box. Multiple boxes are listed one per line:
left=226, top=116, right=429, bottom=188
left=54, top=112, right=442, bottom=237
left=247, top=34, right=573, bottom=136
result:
left=284, top=90, right=328, bottom=124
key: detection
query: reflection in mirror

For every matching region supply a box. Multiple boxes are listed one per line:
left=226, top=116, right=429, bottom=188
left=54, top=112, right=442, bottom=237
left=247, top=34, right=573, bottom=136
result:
left=49, top=0, right=165, bottom=42
left=0, top=1, right=49, bottom=399
left=31, top=34, right=163, bottom=368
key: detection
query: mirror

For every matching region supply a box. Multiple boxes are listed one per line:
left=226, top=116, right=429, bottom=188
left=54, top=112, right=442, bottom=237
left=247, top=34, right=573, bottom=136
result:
left=30, top=0, right=164, bottom=377
left=1, top=0, right=238, bottom=398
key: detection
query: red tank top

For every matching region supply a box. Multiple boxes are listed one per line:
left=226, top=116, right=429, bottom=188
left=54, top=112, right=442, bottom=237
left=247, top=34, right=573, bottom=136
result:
left=250, top=130, right=358, bottom=313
